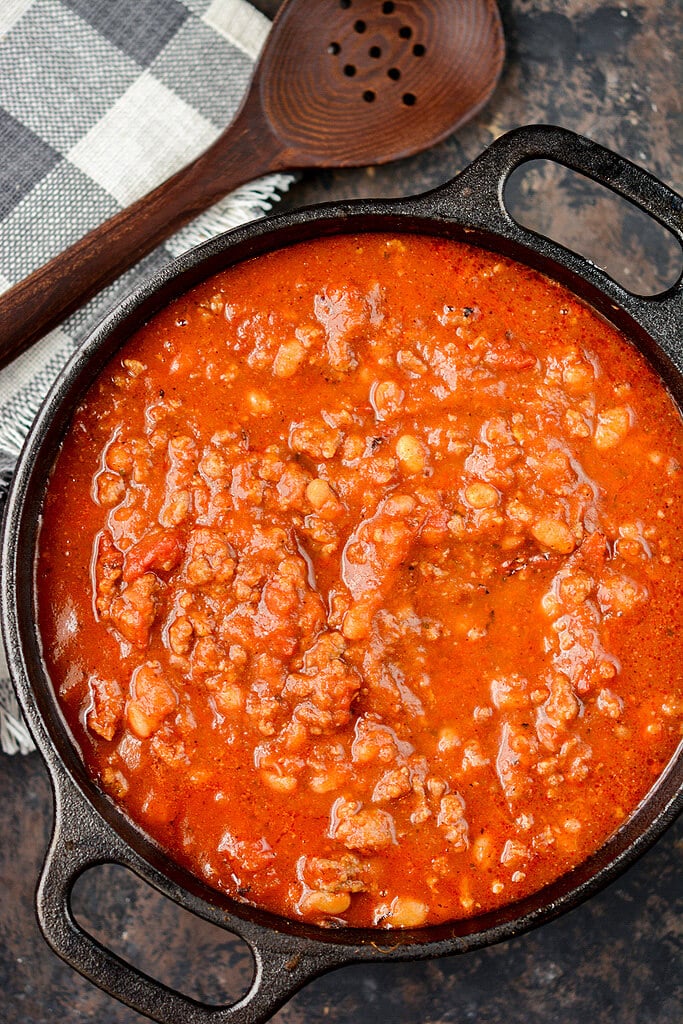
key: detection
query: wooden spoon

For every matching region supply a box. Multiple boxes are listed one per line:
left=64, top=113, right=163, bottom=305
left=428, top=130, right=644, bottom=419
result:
left=0, top=0, right=504, bottom=369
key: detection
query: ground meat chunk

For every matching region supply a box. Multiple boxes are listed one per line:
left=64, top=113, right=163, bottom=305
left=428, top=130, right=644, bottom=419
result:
left=105, top=441, right=134, bottom=475
left=490, top=673, right=530, bottom=710
left=109, top=573, right=159, bottom=647
left=596, top=688, right=623, bottom=719
left=551, top=605, right=616, bottom=695
left=275, top=462, right=312, bottom=511
left=597, top=572, right=648, bottom=616
left=496, top=721, right=539, bottom=809
left=558, top=570, right=594, bottom=607
left=96, top=470, right=125, bottom=507
left=244, top=653, right=288, bottom=734
left=93, top=531, right=124, bottom=618
left=300, top=853, right=368, bottom=894
left=230, top=458, right=266, bottom=508
left=437, top=793, right=470, bottom=850
left=186, top=527, right=235, bottom=585
left=86, top=675, right=124, bottom=741
left=340, top=495, right=419, bottom=639
left=258, top=557, right=317, bottom=624
left=314, top=285, right=382, bottom=374
left=372, top=766, right=412, bottom=803
left=289, top=418, right=342, bottom=460
left=284, top=632, right=361, bottom=733
left=558, top=735, right=593, bottom=782
left=332, top=799, right=396, bottom=853
left=351, top=718, right=405, bottom=764
left=545, top=672, right=581, bottom=725
left=535, top=672, right=582, bottom=750
left=238, top=552, right=326, bottom=660
left=168, top=614, right=194, bottom=655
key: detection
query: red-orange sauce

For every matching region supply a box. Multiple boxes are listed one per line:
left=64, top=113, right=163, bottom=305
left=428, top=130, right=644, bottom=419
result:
left=37, top=234, right=683, bottom=929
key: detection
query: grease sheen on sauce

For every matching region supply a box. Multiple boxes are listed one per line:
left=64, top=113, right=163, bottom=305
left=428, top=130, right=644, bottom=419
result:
left=38, top=235, right=683, bottom=929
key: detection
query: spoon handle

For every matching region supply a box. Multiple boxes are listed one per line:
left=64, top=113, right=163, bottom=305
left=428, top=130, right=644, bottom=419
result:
left=0, top=100, right=283, bottom=370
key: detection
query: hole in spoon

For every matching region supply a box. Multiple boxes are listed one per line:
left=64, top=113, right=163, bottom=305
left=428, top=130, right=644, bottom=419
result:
left=354, top=19, right=367, bottom=32
left=382, top=1, right=395, bottom=12
left=387, top=67, right=401, bottom=80
left=343, top=64, right=357, bottom=76
left=399, top=25, right=413, bottom=39
left=340, top=0, right=352, bottom=8
left=328, top=42, right=341, bottom=55
left=369, top=45, right=382, bottom=58
left=363, top=90, right=376, bottom=102
left=413, top=43, right=426, bottom=56
left=402, top=92, right=416, bottom=105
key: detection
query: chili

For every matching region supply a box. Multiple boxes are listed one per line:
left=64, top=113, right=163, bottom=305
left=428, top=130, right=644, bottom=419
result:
left=37, top=234, right=683, bottom=929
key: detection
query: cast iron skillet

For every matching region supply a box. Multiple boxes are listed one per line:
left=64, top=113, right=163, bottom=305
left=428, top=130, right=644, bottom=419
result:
left=1, top=125, right=682, bottom=1024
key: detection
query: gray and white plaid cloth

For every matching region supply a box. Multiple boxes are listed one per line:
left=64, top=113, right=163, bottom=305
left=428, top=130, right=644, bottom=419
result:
left=0, top=0, right=294, bottom=754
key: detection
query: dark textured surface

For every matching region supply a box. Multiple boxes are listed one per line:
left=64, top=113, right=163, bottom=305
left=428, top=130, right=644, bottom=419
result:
left=1, top=0, right=682, bottom=1022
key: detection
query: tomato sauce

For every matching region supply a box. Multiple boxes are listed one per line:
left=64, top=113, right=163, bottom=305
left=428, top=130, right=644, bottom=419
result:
left=37, top=234, right=683, bottom=928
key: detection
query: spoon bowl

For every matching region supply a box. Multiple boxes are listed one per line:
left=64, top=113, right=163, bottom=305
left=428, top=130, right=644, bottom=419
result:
left=0, top=0, right=504, bottom=368
left=260, top=0, right=504, bottom=165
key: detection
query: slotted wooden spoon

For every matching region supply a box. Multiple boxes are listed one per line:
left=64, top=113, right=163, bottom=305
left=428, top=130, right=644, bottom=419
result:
left=0, top=0, right=504, bottom=368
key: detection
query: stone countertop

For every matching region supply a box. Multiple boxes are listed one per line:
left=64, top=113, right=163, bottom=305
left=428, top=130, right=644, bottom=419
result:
left=1, top=1, right=681, bottom=1022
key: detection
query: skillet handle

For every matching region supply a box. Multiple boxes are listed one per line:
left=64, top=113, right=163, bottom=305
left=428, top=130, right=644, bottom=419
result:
left=426, top=124, right=683, bottom=354
left=37, top=786, right=337, bottom=1024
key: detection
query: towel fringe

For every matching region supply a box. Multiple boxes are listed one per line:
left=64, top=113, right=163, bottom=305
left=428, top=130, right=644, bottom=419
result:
left=166, top=174, right=296, bottom=255
left=0, top=406, right=38, bottom=458
left=0, top=689, right=34, bottom=755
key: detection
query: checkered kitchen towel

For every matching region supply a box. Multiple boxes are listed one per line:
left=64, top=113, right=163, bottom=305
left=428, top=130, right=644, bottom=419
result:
left=0, top=0, right=294, bottom=754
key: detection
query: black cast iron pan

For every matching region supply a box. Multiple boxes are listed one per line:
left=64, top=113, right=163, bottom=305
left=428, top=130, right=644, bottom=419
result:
left=1, top=125, right=682, bottom=1024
